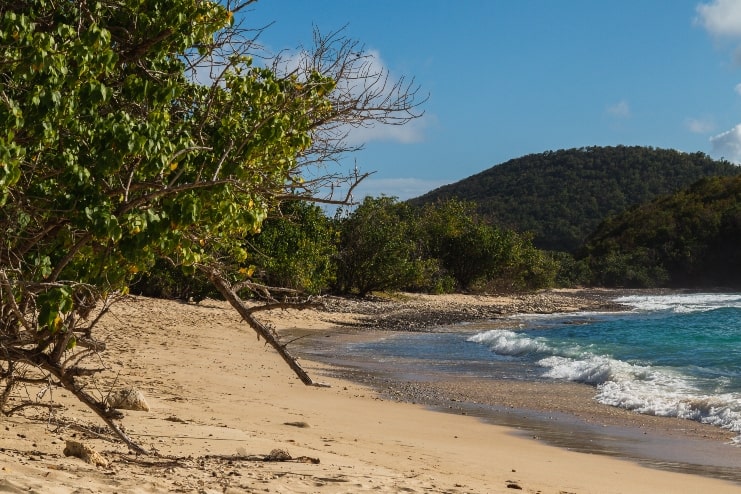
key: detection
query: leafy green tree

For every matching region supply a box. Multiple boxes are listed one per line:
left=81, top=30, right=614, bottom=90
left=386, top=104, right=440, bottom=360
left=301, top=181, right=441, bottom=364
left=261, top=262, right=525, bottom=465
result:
left=333, top=197, right=423, bottom=296
left=0, top=0, right=423, bottom=450
left=247, top=201, right=336, bottom=295
left=417, top=199, right=557, bottom=292
left=332, top=197, right=558, bottom=296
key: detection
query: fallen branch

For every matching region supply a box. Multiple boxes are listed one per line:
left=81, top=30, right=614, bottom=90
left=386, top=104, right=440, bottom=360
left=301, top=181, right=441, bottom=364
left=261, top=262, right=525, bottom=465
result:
left=204, top=269, right=323, bottom=387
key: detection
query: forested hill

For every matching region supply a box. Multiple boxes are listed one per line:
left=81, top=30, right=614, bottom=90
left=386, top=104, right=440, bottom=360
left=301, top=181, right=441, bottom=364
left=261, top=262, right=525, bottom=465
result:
left=583, top=175, right=741, bottom=288
left=409, top=146, right=741, bottom=252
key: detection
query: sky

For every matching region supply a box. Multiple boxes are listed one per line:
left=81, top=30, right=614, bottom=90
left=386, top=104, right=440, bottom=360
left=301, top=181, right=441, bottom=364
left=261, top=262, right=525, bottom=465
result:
left=241, top=0, right=741, bottom=200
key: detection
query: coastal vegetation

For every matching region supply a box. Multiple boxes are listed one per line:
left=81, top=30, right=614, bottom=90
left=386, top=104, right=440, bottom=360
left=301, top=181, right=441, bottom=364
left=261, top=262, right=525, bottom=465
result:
left=0, top=0, right=422, bottom=449
left=136, top=147, right=741, bottom=298
left=410, top=146, right=741, bottom=252
left=582, top=175, right=741, bottom=288
left=135, top=196, right=558, bottom=298
left=1, top=0, right=739, bottom=457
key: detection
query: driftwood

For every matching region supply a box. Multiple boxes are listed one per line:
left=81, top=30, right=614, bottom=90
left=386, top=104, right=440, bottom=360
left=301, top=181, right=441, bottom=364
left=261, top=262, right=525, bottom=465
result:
left=206, top=269, right=323, bottom=387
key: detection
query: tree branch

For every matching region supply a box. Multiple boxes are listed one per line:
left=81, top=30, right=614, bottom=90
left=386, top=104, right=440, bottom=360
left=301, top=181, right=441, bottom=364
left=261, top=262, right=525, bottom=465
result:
left=203, top=267, right=324, bottom=387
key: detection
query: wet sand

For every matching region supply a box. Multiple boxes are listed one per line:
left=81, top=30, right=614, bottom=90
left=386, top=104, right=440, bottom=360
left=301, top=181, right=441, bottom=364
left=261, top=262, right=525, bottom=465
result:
left=287, top=294, right=741, bottom=483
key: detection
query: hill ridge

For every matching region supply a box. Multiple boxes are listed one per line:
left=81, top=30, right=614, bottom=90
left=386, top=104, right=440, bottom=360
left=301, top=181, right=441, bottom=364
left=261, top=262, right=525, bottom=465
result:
left=409, top=145, right=741, bottom=252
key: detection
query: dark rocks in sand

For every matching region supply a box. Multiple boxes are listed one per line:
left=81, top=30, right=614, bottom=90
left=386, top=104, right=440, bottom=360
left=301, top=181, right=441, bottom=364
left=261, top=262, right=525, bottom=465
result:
left=318, top=290, right=626, bottom=332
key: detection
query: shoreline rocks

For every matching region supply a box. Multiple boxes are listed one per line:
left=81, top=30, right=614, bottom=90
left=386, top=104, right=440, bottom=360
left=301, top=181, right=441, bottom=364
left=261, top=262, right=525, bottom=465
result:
left=318, top=289, right=629, bottom=332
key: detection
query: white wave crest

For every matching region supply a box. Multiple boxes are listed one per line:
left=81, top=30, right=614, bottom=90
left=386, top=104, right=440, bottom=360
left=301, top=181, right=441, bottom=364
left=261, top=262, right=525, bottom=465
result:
left=597, top=381, right=741, bottom=436
left=615, top=293, right=741, bottom=313
left=539, top=354, right=741, bottom=440
left=538, top=355, right=616, bottom=384
left=467, top=330, right=549, bottom=356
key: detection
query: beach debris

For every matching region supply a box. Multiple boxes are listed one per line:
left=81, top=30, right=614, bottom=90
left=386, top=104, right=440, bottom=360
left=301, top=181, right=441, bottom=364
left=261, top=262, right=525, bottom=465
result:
left=165, top=415, right=188, bottom=423
left=63, top=440, right=109, bottom=468
left=266, top=448, right=292, bottom=461
left=283, top=421, right=310, bottom=428
left=105, top=387, right=150, bottom=411
left=505, top=481, right=523, bottom=489
left=232, top=447, right=320, bottom=464
left=265, top=449, right=320, bottom=464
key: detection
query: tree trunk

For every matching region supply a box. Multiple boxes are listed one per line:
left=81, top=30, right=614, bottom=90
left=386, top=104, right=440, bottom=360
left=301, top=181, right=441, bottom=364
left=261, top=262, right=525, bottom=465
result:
left=206, top=271, right=319, bottom=386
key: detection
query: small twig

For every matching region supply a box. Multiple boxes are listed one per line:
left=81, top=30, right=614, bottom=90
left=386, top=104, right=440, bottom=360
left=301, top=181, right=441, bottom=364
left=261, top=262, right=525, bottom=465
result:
left=3, top=401, right=63, bottom=416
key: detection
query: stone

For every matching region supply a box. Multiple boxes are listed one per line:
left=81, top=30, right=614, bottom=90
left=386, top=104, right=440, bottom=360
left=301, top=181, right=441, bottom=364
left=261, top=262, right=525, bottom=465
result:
left=63, top=440, right=109, bottom=468
left=106, top=387, right=150, bottom=411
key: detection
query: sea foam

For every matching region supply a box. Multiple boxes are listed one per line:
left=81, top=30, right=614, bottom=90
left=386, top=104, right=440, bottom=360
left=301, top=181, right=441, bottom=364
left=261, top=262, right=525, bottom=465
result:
left=615, top=293, right=741, bottom=313
left=536, top=353, right=741, bottom=440
left=467, top=330, right=549, bottom=356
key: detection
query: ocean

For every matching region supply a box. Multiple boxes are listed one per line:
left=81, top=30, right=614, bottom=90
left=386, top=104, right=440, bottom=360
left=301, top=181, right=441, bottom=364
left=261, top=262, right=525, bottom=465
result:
left=340, top=292, right=741, bottom=443
left=297, top=292, right=741, bottom=479
left=469, top=292, right=741, bottom=442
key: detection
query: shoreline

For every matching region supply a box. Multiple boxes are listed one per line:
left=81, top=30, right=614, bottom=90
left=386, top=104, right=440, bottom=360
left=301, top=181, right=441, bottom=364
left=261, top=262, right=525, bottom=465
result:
left=2, top=290, right=740, bottom=493
left=288, top=289, right=741, bottom=482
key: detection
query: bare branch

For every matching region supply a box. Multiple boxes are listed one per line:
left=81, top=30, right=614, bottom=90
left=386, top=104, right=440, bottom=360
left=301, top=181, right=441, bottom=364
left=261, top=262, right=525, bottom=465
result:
left=202, top=267, right=324, bottom=387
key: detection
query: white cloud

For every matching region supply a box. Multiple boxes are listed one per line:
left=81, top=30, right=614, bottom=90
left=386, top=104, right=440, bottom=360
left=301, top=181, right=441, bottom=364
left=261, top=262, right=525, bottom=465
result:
left=685, top=116, right=716, bottom=134
left=710, top=124, right=741, bottom=163
left=606, top=100, right=631, bottom=118
left=696, top=0, right=741, bottom=37
left=735, top=82, right=741, bottom=95
left=345, top=115, right=431, bottom=146
left=275, top=48, right=430, bottom=146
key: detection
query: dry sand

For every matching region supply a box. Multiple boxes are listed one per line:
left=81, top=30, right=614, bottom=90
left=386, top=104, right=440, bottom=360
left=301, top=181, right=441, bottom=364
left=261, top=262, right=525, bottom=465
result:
left=1, top=291, right=740, bottom=493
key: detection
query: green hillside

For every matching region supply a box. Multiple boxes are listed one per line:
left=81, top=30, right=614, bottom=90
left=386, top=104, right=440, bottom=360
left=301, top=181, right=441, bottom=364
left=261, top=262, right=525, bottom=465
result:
left=409, top=146, right=741, bottom=252
left=583, top=175, right=741, bottom=288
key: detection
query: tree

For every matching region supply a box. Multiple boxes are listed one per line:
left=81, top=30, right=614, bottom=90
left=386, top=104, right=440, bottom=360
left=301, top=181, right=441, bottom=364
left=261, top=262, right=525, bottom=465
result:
left=246, top=201, right=337, bottom=295
left=333, top=196, right=422, bottom=297
left=0, top=0, right=423, bottom=451
left=417, top=199, right=557, bottom=292
left=583, top=175, right=741, bottom=288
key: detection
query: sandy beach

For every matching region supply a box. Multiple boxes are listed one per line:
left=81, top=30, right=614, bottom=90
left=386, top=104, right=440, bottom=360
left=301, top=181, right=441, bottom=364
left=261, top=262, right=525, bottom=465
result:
left=1, top=291, right=740, bottom=493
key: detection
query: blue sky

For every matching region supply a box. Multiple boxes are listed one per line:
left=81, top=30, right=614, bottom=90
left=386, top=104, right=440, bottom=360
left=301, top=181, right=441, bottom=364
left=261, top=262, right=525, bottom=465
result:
left=243, top=0, right=741, bottom=200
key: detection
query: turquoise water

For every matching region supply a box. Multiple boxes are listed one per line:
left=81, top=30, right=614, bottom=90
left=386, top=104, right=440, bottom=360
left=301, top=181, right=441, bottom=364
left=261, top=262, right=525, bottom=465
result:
left=350, top=293, right=741, bottom=442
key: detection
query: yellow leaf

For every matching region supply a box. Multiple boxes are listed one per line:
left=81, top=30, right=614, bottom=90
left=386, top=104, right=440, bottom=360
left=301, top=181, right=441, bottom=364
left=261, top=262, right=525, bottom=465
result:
left=170, top=162, right=178, bottom=171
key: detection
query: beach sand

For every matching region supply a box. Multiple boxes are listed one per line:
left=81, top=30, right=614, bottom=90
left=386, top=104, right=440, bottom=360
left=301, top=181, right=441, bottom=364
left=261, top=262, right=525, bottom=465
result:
left=1, top=292, right=739, bottom=493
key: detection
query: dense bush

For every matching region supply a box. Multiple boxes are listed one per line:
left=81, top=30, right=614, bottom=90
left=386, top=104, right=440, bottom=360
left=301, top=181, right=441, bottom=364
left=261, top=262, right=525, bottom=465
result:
left=130, top=261, right=217, bottom=302
left=332, top=197, right=425, bottom=296
left=333, top=197, right=558, bottom=295
left=246, top=201, right=336, bottom=295
left=134, top=196, right=562, bottom=298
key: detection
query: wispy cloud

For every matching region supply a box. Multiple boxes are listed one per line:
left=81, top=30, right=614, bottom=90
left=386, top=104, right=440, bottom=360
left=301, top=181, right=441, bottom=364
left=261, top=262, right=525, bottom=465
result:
left=696, top=0, right=741, bottom=37
left=345, top=115, right=432, bottom=146
left=685, top=116, right=716, bottom=134
left=710, top=124, right=741, bottom=163
left=606, top=100, right=631, bottom=118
